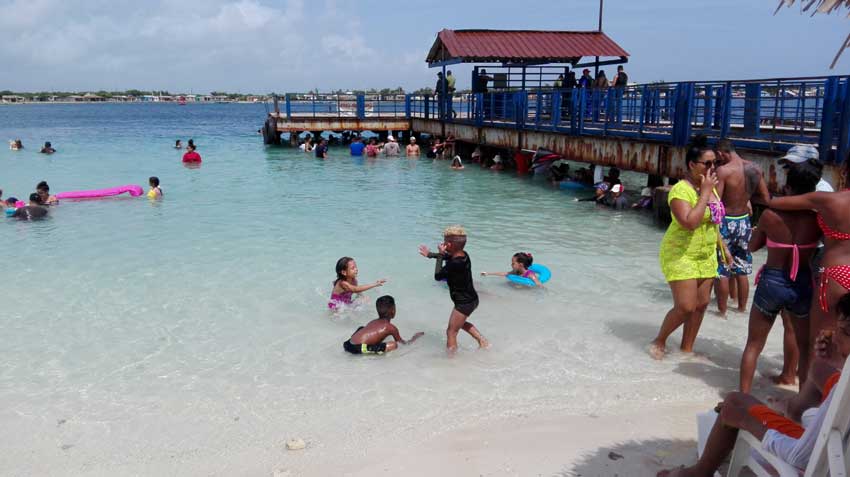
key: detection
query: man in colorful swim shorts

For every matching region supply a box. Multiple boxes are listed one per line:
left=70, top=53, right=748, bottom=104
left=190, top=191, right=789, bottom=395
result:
left=342, top=295, right=423, bottom=355
left=715, top=139, right=770, bottom=315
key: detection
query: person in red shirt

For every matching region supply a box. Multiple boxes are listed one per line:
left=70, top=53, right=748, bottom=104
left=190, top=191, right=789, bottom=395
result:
left=182, top=144, right=202, bottom=163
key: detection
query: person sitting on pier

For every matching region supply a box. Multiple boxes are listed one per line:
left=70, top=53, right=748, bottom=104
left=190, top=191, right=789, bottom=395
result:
left=383, top=136, right=400, bottom=156
left=406, top=137, right=420, bottom=157
left=182, top=144, right=202, bottom=163
left=39, top=142, right=56, bottom=154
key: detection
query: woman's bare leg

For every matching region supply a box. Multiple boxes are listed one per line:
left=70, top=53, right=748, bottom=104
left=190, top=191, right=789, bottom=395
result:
left=651, top=280, right=698, bottom=359
left=771, top=312, right=799, bottom=386
left=681, top=278, right=713, bottom=353
left=739, top=307, right=776, bottom=393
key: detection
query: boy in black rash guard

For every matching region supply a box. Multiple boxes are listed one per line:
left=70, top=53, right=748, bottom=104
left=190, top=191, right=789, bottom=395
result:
left=419, top=225, right=490, bottom=354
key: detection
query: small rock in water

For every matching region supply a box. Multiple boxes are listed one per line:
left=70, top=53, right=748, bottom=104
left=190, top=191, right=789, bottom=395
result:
left=285, top=438, right=306, bottom=451
left=608, top=451, right=624, bottom=460
left=57, top=419, right=67, bottom=427
left=61, top=444, right=74, bottom=451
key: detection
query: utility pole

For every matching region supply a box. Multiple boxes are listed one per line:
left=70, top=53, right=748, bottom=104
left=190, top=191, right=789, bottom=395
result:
left=594, top=0, right=603, bottom=78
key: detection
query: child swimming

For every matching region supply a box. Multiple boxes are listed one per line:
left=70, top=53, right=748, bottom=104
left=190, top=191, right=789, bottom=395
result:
left=147, top=176, right=163, bottom=199
left=419, top=225, right=489, bottom=354
left=329, top=256, right=387, bottom=310
left=342, top=295, right=424, bottom=355
left=480, top=252, right=542, bottom=286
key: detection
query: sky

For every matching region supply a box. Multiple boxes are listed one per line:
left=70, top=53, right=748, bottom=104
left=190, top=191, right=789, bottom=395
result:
left=1, top=0, right=847, bottom=93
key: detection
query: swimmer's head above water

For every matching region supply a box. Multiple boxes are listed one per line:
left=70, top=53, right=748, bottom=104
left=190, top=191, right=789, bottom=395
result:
left=512, top=252, right=533, bottom=272
left=376, top=295, right=396, bottom=320
left=334, top=256, right=357, bottom=284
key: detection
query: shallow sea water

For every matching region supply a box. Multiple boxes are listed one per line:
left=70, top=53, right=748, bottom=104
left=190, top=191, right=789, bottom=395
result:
left=0, top=104, right=781, bottom=475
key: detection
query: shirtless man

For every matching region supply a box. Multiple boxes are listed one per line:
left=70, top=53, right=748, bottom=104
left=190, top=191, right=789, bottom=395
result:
left=342, top=295, right=423, bottom=355
left=406, top=137, right=420, bottom=157
left=714, top=139, right=770, bottom=315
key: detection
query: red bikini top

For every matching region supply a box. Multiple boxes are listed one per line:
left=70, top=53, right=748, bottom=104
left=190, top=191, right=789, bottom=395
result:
left=818, top=213, right=850, bottom=240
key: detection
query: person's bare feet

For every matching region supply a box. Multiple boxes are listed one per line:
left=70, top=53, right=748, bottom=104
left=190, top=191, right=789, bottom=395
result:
left=649, top=341, right=666, bottom=360
left=710, top=310, right=727, bottom=320
left=770, top=374, right=797, bottom=386
left=657, top=466, right=697, bottom=477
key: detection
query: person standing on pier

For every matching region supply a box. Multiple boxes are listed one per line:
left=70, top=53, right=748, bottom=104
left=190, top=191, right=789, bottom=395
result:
left=435, top=72, right=447, bottom=119
left=713, top=139, right=770, bottom=316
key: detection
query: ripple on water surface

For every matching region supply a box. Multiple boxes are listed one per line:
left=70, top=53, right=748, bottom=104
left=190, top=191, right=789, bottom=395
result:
left=0, top=103, right=781, bottom=474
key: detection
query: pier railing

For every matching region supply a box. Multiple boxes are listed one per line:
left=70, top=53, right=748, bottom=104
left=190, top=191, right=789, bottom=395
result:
left=280, top=93, right=408, bottom=118
left=274, top=76, right=850, bottom=161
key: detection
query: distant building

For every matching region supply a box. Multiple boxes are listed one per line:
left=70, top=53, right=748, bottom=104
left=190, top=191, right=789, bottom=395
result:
left=1, top=95, right=26, bottom=103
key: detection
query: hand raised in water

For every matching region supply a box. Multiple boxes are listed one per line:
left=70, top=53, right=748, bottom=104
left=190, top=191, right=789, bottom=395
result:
left=375, top=279, right=387, bottom=286
left=418, top=245, right=431, bottom=257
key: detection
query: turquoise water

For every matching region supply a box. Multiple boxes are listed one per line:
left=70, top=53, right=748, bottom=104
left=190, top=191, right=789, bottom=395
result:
left=0, top=104, right=781, bottom=475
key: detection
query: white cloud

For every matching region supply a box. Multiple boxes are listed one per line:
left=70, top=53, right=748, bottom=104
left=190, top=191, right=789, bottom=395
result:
left=0, top=0, right=429, bottom=93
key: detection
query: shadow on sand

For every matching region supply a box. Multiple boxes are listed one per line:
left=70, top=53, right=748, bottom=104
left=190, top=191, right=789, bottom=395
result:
left=558, top=438, right=697, bottom=477
left=607, top=320, right=796, bottom=399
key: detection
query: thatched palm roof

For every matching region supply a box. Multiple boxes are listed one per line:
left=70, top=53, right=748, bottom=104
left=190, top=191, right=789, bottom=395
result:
left=775, top=0, right=850, bottom=68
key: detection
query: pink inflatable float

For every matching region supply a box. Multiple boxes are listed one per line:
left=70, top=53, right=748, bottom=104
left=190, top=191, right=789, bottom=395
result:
left=56, top=185, right=144, bottom=200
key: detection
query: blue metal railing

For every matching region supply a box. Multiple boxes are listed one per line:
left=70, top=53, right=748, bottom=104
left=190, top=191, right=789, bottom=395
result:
left=274, top=76, right=850, bottom=161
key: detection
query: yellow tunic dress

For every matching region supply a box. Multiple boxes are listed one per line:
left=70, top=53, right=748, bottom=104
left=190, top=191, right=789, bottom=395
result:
left=659, top=181, right=718, bottom=282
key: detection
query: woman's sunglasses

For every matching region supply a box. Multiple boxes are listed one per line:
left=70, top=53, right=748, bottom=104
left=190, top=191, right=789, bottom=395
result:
left=697, top=160, right=717, bottom=168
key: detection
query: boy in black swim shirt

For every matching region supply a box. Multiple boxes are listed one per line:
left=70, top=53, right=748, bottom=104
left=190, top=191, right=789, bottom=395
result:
left=343, top=295, right=423, bottom=355
left=419, top=225, right=490, bottom=354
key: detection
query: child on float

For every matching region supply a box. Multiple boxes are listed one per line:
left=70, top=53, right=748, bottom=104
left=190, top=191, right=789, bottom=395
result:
left=480, top=252, right=542, bottom=286
left=342, top=295, right=424, bottom=355
left=147, top=176, right=163, bottom=199
left=329, top=256, right=386, bottom=310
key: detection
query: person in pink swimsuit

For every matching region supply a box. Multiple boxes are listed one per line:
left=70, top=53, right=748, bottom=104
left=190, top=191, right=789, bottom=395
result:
left=480, top=252, right=542, bottom=286
left=329, top=257, right=386, bottom=310
left=740, top=159, right=822, bottom=392
left=767, top=147, right=850, bottom=366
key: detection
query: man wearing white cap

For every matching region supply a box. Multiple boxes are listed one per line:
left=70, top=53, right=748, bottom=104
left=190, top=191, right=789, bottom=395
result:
left=383, top=134, right=400, bottom=156
left=778, top=144, right=833, bottom=192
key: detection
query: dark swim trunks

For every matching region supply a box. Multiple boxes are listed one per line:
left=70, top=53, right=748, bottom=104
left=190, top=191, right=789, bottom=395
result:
left=343, top=340, right=387, bottom=355
left=454, top=298, right=479, bottom=317
left=753, top=267, right=812, bottom=319
left=718, top=214, right=753, bottom=276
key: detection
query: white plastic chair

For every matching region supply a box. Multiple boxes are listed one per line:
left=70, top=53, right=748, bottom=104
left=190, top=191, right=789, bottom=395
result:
left=727, top=354, right=850, bottom=477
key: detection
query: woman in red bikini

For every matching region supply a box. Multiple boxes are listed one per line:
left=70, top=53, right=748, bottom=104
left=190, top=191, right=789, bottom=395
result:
left=768, top=148, right=849, bottom=362
left=740, top=160, right=822, bottom=392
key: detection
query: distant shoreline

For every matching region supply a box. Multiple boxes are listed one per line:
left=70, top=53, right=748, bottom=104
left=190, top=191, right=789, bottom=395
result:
left=0, top=101, right=262, bottom=105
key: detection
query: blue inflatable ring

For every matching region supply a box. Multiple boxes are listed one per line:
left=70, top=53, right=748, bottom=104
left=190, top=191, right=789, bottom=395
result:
left=506, top=264, right=551, bottom=287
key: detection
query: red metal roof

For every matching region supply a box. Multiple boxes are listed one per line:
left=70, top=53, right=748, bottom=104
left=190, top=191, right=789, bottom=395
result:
left=427, top=29, right=629, bottom=64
